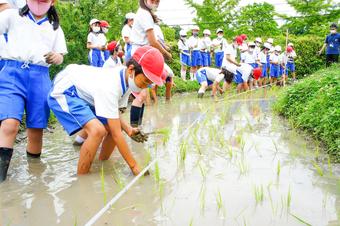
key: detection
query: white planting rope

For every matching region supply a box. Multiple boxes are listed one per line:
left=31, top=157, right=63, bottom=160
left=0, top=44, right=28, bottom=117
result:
left=84, top=84, right=274, bottom=226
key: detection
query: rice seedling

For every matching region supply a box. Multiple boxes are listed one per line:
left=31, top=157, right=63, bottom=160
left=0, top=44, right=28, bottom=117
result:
left=328, top=157, right=333, bottom=176
left=112, top=165, right=125, bottom=190
left=312, top=160, right=324, bottom=176
left=154, top=161, right=160, bottom=185
left=277, top=160, right=281, bottom=177
left=227, top=145, right=233, bottom=159
left=289, top=213, right=312, bottom=226
left=199, top=184, right=206, bottom=212
left=73, top=217, right=77, bottom=226
left=287, top=186, right=292, bottom=209
left=198, top=162, right=207, bottom=180
left=179, top=141, right=187, bottom=163
left=237, top=158, right=249, bottom=175
left=253, top=185, right=264, bottom=204
left=100, top=164, right=107, bottom=204
left=216, top=189, right=224, bottom=211
left=189, top=217, right=194, bottom=226
left=191, top=134, right=202, bottom=155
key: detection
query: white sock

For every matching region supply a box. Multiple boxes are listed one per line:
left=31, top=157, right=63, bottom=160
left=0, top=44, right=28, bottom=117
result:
left=190, top=72, right=194, bottom=81
left=198, top=87, right=205, bottom=94
left=181, top=70, right=186, bottom=80
left=75, top=135, right=85, bottom=144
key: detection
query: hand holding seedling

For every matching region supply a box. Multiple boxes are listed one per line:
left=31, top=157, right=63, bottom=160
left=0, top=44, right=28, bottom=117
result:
left=130, top=129, right=149, bottom=143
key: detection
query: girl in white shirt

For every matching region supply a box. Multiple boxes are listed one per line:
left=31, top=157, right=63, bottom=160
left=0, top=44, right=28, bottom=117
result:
left=178, top=29, right=190, bottom=80
left=199, top=29, right=212, bottom=67
left=87, top=18, right=107, bottom=67
left=121, top=12, right=135, bottom=63
left=188, top=25, right=201, bottom=80
left=211, top=28, right=228, bottom=68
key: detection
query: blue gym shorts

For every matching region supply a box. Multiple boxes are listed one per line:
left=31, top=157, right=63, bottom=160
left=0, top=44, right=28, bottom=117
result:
left=195, top=69, right=213, bottom=86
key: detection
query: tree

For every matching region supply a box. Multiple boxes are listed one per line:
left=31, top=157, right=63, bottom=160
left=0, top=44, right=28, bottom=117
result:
left=281, top=0, right=340, bottom=35
left=234, top=3, right=280, bottom=37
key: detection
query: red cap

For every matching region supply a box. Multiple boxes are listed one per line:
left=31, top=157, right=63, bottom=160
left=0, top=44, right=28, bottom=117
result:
left=253, top=68, right=262, bottom=80
left=235, top=36, right=243, bottom=45
left=132, top=46, right=165, bottom=86
left=100, top=20, right=110, bottom=28
left=240, top=34, right=247, bottom=40
left=107, top=41, right=118, bottom=52
left=286, top=46, right=293, bottom=52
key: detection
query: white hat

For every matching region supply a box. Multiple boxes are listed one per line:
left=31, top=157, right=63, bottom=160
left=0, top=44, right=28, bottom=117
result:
left=267, top=38, right=274, bottom=44
left=125, top=12, right=135, bottom=20
left=89, top=18, right=100, bottom=25
left=179, top=30, right=187, bottom=37
left=248, top=42, right=256, bottom=47
left=240, top=43, right=248, bottom=51
left=192, top=25, right=200, bottom=31
left=255, top=37, right=262, bottom=43
left=288, top=42, right=294, bottom=47
left=264, top=42, right=271, bottom=49
left=275, top=45, right=282, bottom=52
left=216, top=28, right=223, bottom=34
left=203, top=29, right=211, bottom=35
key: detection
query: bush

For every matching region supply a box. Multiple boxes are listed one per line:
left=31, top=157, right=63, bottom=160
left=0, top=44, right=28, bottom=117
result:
left=273, top=64, right=340, bottom=160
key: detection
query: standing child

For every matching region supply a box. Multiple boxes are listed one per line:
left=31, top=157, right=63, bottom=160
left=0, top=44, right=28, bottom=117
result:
left=48, top=46, right=165, bottom=176
left=269, top=45, right=281, bottom=85
left=188, top=25, right=201, bottom=80
left=286, top=43, right=297, bottom=81
left=87, top=18, right=106, bottom=67
left=242, top=42, right=259, bottom=89
left=211, top=28, right=228, bottom=68
left=0, top=0, right=67, bottom=182
left=103, top=41, right=123, bottom=68
left=266, top=38, right=274, bottom=75
left=178, top=29, right=190, bottom=80
left=121, top=12, right=135, bottom=63
left=258, top=43, right=271, bottom=86
left=100, top=20, right=110, bottom=62
left=199, top=29, right=212, bottom=67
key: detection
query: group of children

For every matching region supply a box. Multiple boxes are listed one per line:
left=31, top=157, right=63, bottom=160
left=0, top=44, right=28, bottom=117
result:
left=177, top=26, right=297, bottom=97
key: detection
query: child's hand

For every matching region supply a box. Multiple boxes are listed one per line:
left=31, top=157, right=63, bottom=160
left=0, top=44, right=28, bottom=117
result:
left=44, top=52, right=63, bottom=65
left=130, top=129, right=149, bottom=143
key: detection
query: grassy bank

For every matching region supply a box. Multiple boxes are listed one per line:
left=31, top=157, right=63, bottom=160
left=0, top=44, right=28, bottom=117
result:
left=156, top=77, right=200, bottom=96
left=273, top=64, right=340, bottom=161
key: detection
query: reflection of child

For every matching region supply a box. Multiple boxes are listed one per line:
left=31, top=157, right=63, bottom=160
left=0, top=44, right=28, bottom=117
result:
left=48, top=46, right=165, bottom=176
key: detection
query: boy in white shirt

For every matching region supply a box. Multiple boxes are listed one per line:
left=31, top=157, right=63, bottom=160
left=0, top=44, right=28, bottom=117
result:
left=188, top=25, right=201, bottom=80
left=286, top=43, right=297, bottom=81
left=258, top=43, right=271, bottom=86
left=48, top=46, right=165, bottom=176
left=199, top=29, right=212, bottom=67
left=178, top=29, right=190, bottom=80
left=270, top=45, right=281, bottom=85
left=211, top=28, right=228, bottom=68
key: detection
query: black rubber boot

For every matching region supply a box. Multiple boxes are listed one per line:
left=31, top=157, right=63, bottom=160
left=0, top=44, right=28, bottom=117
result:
left=138, top=104, right=145, bottom=126
left=0, top=147, right=13, bottom=183
left=26, top=151, right=41, bottom=159
left=130, top=105, right=143, bottom=128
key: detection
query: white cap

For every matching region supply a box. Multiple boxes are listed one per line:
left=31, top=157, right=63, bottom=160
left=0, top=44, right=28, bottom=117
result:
left=216, top=28, right=223, bottom=34
left=264, top=42, right=271, bottom=49
left=255, top=37, right=262, bottom=43
left=203, top=29, right=211, bottom=35
left=288, top=42, right=294, bottom=47
left=125, top=12, right=135, bottom=20
left=239, top=43, right=248, bottom=51
left=275, top=45, right=282, bottom=52
left=267, top=38, right=274, bottom=44
left=179, top=30, right=187, bottom=37
left=89, top=18, right=100, bottom=25
left=269, top=47, right=275, bottom=53
left=248, top=42, right=256, bottom=47
left=192, top=25, right=200, bottom=31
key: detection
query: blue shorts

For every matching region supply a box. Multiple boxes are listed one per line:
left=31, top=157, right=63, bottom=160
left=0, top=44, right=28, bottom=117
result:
left=280, top=66, right=284, bottom=76
left=125, top=43, right=132, bottom=62
left=266, top=55, right=270, bottom=69
left=89, top=49, right=104, bottom=67
left=103, top=50, right=110, bottom=61
left=201, top=52, right=211, bottom=67
left=234, top=70, right=244, bottom=84
left=195, top=69, right=213, bottom=86
left=180, top=50, right=190, bottom=66
left=48, top=86, right=107, bottom=136
left=270, top=64, right=280, bottom=78
left=0, top=59, right=4, bottom=71
left=286, top=62, right=295, bottom=75
left=261, top=63, right=267, bottom=78
left=215, top=52, right=224, bottom=68
left=248, top=63, right=257, bottom=68
left=191, top=50, right=202, bottom=67
left=0, top=60, right=51, bottom=128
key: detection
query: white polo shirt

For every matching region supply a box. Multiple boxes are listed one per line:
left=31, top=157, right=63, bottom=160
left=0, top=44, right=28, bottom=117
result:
left=130, top=8, right=154, bottom=53
left=258, top=51, right=267, bottom=64
left=178, top=39, right=189, bottom=51
left=222, top=44, right=238, bottom=73
left=87, top=32, right=107, bottom=47
left=0, top=9, right=67, bottom=67
left=121, top=24, right=132, bottom=41
left=103, top=56, right=122, bottom=68
left=188, top=36, right=200, bottom=51
left=198, top=67, right=225, bottom=83
left=236, top=63, right=253, bottom=82
left=51, top=65, right=131, bottom=119
left=242, top=51, right=256, bottom=64
left=270, top=53, right=279, bottom=64
left=212, top=37, right=228, bottom=53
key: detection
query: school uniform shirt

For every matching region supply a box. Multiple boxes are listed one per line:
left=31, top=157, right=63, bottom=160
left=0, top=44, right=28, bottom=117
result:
left=287, top=51, right=297, bottom=62
left=198, top=37, right=211, bottom=52
left=243, top=51, right=256, bottom=64
left=222, top=44, right=238, bottom=74
left=269, top=53, right=279, bottom=64
left=103, top=56, right=122, bottom=68
left=0, top=0, right=25, bottom=8
left=87, top=32, right=107, bottom=48
left=212, top=37, right=228, bottom=53
left=51, top=65, right=131, bottom=119
left=236, top=63, right=253, bottom=82
left=199, top=67, right=225, bottom=83
left=325, top=33, right=340, bottom=55
left=130, top=8, right=154, bottom=51
left=188, top=36, right=200, bottom=51
left=0, top=9, right=67, bottom=67
left=258, top=51, right=268, bottom=64
left=177, top=39, right=189, bottom=51
left=121, top=24, right=132, bottom=42
left=254, top=46, right=261, bottom=58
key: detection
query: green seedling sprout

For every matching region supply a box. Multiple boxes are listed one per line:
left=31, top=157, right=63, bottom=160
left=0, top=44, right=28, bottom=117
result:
left=216, top=189, right=224, bottom=211
left=100, top=164, right=107, bottom=204
left=253, top=185, right=264, bottom=204
left=154, top=161, right=160, bottom=185
left=287, top=186, right=292, bottom=209
left=198, top=162, right=207, bottom=180
left=192, top=134, right=202, bottom=155
left=289, top=213, right=312, bottom=226
left=112, top=165, right=125, bottom=190
left=189, top=217, right=194, bottom=226
left=312, top=160, right=324, bottom=176
left=179, top=141, right=187, bottom=163
left=237, top=158, right=249, bottom=175
left=199, top=184, right=206, bottom=213
left=277, top=160, right=281, bottom=177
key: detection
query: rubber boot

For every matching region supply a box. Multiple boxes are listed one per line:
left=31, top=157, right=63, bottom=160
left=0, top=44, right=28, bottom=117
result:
left=130, top=105, right=143, bottom=128
left=0, top=147, right=13, bottom=182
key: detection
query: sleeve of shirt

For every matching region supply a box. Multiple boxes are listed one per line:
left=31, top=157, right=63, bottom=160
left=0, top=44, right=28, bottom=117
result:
left=121, top=26, right=130, bottom=38
left=87, top=33, right=93, bottom=43
left=140, top=9, right=154, bottom=32
left=0, top=8, right=12, bottom=34
left=53, top=27, right=68, bottom=55
left=94, top=90, right=119, bottom=119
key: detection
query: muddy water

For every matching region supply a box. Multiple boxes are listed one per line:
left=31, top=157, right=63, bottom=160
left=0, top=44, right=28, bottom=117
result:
left=0, top=89, right=339, bottom=226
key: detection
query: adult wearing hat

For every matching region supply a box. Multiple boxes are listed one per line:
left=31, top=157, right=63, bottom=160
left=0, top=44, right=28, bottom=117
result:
left=318, top=23, right=340, bottom=67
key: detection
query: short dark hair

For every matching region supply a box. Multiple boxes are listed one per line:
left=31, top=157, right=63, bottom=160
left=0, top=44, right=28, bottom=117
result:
left=20, top=5, right=60, bottom=30
left=126, top=58, right=144, bottom=75
left=330, top=23, right=338, bottom=29
left=220, top=68, right=234, bottom=84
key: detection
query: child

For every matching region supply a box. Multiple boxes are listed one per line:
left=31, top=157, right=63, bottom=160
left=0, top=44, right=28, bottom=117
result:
left=254, top=37, right=262, bottom=58
left=242, top=42, right=259, bottom=89
left=222, top=36, right=243, bottom=78
left=121, top=12, right=135, bottom=63
left=258, top=42, right=271, bottom=86
left=211, top=28, right=228, bottom=68
left=230, top=63, right=261, bottom=93
left=269, top=45, right=281, bottom=85
left=196, top=67, right=233, bottom=98
left=199, top=29, right=211, bottom=67
left=48, top=46, right=165, bottom=176
left=103, top=41, right=123, bottom=68
left=266, top=38, right=274, bottom=74
left=100, top=20, right=110, bottom=62
left=188, top=25, right=201, bottom=80
left=178, top=29, right=190, bottom=80
left=87, top=18, right=107, bottom=67
left=286, top=43, right=297, bottom=81
left=0, top=0, right=67, bottom=182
